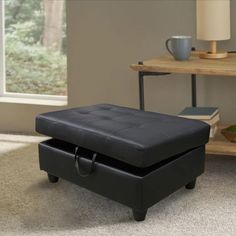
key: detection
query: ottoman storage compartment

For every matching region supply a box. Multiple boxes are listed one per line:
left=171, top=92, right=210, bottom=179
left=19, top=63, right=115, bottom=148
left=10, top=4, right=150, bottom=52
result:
left=36, top=104, right=210, bottom=221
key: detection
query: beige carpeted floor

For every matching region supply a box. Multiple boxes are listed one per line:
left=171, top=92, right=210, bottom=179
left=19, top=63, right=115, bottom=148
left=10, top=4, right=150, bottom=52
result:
left=0, top=134, right=235, bottom=236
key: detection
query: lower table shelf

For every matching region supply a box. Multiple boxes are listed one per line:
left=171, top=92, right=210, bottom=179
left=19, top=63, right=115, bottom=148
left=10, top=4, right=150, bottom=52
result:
left=206, top=124, right=236, bottom=156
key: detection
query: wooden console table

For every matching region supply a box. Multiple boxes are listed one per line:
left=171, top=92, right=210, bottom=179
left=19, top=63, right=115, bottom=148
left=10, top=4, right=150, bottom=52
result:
left=130, top=52, right=236, bottom=156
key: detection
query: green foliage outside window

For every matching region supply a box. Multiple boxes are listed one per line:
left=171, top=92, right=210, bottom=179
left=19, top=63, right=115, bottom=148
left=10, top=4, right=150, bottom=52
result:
left=4, top=0, right=67, bottom=96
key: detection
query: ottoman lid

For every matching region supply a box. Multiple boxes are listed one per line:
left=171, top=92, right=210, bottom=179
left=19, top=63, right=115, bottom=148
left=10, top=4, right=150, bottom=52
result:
left=36, top=104, right=210, bottom=168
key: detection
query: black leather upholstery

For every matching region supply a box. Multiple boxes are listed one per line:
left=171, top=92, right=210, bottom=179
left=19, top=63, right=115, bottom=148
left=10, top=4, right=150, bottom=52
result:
left=39, top=139, right=205, bottom=211
left=36, top=104, right=210, bottom=168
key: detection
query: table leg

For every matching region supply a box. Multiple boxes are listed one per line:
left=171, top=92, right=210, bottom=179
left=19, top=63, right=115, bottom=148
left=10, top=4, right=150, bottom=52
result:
left=191, top=74, right=197, bottom=107
left=139, top=72, right=145, bottom=111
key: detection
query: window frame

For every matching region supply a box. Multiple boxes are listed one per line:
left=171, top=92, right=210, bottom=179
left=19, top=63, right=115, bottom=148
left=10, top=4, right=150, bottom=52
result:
left=0, top=1, right=67, bottom=104
left=0, top=0, right=5, bottom=97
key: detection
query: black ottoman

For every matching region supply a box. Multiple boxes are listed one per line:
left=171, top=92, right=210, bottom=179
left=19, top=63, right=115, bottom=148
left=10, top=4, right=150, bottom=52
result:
left=36, top=104, right=210, bottom=221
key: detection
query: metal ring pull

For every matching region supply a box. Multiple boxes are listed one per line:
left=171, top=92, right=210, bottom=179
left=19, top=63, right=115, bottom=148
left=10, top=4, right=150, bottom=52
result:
left=74, top=147, right=97, bottom=177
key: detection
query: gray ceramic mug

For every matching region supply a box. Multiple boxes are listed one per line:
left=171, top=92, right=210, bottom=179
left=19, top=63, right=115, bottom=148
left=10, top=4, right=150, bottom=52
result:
left=165, top=36, right=192, bottom=61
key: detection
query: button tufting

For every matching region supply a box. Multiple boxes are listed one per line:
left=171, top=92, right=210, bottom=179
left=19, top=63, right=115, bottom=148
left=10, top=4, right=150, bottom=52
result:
left=100, top=116, right=111, bottom=120
left=77, top=111, right=90, bottom=115
left=101, top=107, right=112, bottom=110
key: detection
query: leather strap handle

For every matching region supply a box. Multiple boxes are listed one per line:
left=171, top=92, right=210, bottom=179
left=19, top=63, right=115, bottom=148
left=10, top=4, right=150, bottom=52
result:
left=74, top=147, right=97, bottom=177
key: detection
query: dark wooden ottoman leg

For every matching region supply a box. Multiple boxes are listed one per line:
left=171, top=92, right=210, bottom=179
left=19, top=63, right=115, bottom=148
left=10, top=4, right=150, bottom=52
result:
left=132, top=209, right=147, bottom=221
left=47, top=173, right=59, bottom=183
left=185, top=178, right=196, bottom=189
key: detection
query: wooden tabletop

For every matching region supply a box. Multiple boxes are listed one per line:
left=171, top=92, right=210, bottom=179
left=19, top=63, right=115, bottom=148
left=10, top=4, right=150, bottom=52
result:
left=130, top=52, right=236, bottom=77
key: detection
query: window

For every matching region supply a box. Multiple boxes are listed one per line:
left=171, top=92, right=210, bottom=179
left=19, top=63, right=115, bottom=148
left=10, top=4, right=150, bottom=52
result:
left=0, top=0, right=67, bottom=104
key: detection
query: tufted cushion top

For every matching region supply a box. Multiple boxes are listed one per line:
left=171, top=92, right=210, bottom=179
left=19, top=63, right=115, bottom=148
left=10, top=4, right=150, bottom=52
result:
left=36, top=104, right=210, bottom=168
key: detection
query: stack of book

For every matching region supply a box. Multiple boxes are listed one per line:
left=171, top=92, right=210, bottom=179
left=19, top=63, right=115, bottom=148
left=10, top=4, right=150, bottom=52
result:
left=179, top=107, right=220, bottom=138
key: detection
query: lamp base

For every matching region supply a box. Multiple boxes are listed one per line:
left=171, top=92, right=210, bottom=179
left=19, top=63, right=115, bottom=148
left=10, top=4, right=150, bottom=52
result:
left=199, top=51, right=228, bottom=59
